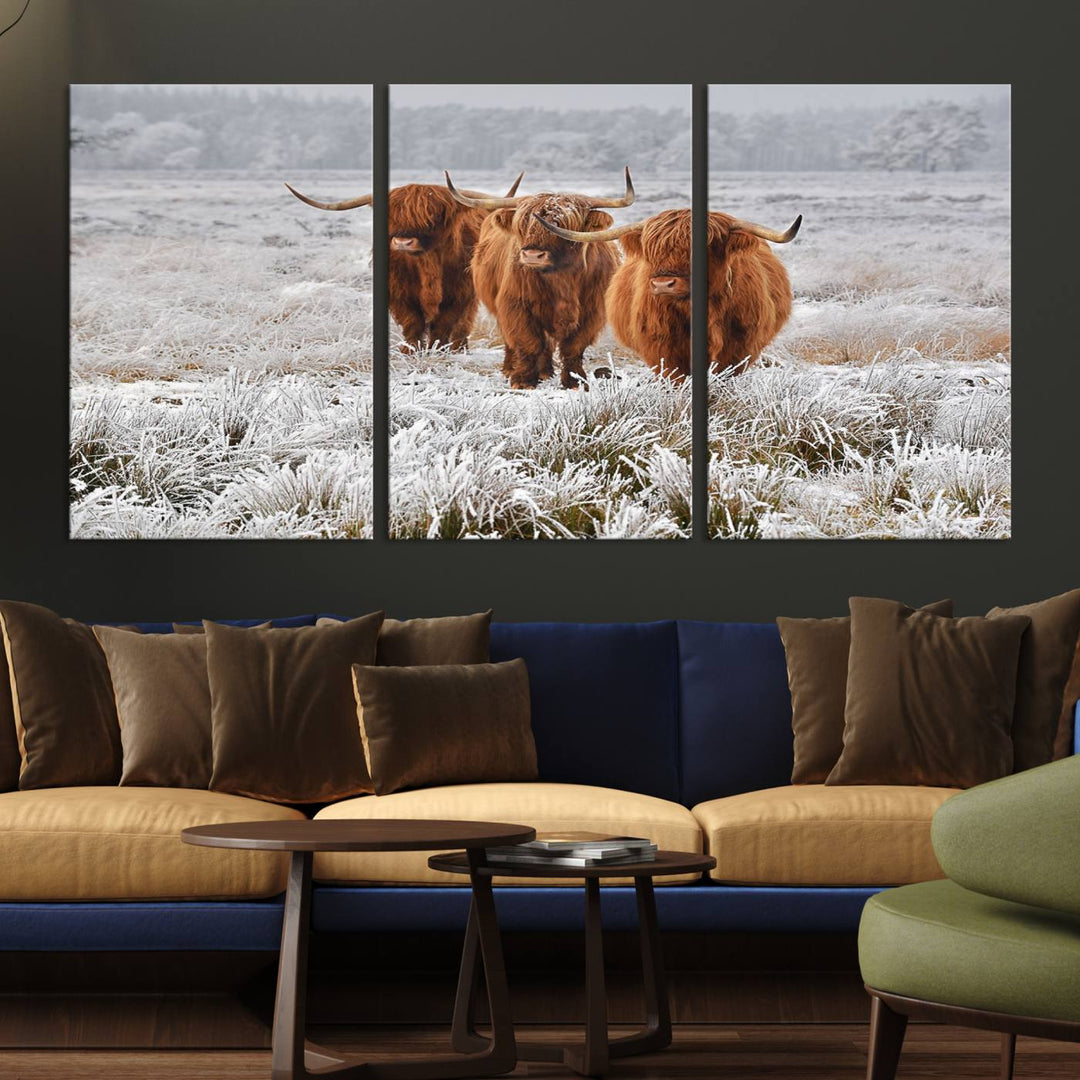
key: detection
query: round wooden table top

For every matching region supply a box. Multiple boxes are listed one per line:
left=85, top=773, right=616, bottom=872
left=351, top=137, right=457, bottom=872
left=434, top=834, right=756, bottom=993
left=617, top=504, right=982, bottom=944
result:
left=428, top=849, right=715, bottom=879
left=181, top=819, right=536, bottom=852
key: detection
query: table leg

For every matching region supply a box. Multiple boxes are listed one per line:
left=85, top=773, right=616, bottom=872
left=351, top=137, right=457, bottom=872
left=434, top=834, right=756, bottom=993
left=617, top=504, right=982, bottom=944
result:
left=272, top=851, right=322, bottom=1080
left=271, top=849, right=515, bottom=1080
left=563, top=877, right=609, bottom=1077
left=609, top=875, right=671, bottom=1057
left=449, top=898, right=487, bottom=1054
left=518, top=876, right=672, bottom=1076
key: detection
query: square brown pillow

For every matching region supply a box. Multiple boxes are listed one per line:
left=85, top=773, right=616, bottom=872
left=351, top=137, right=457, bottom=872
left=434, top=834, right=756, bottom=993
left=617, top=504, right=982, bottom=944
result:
left=778, top=599, right=953, bottom=784
left=987, top=589, right=1080, bottom=772
left=827, top=598, right=1029, bottom=788
left=317, top=611, right=492, bottom=666
left=207, top=613, right=383, bottom=803
left=352, top=659, right=537, bottom=796
left=93, top=626, right=213, bottom=788
left=0, top=600, right=121, bottom=789
left=0, top=647, right=19, bottom=792
left=173, top=621, right=271, bottom=634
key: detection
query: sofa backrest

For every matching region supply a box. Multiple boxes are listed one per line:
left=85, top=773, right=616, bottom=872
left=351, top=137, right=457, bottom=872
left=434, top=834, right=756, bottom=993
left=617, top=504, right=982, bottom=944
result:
left=122, top=615, right=317, bottom=634
left=490, top=621, right=681, bottom=802
left=113, top=614, right=799, bottom=807
left=676, top=621, right=794, bottom=807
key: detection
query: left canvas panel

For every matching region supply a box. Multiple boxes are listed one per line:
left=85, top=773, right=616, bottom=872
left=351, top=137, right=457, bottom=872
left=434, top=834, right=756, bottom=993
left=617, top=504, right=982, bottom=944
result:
left=69, top=84, right=374, bottom=539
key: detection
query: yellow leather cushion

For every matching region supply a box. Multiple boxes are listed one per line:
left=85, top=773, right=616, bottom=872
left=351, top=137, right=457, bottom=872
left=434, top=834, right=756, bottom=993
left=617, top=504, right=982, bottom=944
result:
left=0, top=787, right=306, bottom=900
left=693, top=784, right=959, bottom=886
left=314, top=782, right=703, bottom=886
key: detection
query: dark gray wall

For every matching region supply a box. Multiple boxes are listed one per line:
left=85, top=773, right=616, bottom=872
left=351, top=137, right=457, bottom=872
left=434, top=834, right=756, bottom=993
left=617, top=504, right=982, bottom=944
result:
left=0, top=0, right=1073, bottom=622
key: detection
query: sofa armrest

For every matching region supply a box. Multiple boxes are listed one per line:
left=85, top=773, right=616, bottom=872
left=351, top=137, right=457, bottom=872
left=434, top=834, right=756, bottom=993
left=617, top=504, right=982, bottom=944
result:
left=931, top=755, right=1080, bottom=917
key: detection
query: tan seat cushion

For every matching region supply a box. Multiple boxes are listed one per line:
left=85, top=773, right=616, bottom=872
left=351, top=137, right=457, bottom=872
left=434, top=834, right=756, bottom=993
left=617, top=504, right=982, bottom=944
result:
left=314, top=782, right=703, bottom=886
left=693, top=785, right=959, bottom=886
left=0, top=787, right=305, bottom=900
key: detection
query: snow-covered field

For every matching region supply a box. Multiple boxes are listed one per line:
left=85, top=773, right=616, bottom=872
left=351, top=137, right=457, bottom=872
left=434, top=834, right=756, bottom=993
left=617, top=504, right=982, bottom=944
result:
left=708, top=170, right=1010, bottom=539
left=70, top=169, right=374, bottom=538
left=70, top=167, right=1009, bottom=540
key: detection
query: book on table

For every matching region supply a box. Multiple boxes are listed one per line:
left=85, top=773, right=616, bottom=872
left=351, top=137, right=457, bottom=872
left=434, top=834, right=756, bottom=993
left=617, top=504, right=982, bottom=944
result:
left=483, top=832, right=657, bottom=867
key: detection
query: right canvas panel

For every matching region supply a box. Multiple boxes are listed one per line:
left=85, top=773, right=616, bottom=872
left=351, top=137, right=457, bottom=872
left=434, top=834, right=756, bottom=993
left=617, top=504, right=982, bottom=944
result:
left=708, top=84, right=1011, bottom=539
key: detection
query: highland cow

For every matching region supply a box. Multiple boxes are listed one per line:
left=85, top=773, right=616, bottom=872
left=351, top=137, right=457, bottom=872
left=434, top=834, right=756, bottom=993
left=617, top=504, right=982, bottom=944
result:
left=537, top=207, right=801, bottom=379
left=285, top=174, right=522, bottom=351
left=445, top=169, right=635, bottom=389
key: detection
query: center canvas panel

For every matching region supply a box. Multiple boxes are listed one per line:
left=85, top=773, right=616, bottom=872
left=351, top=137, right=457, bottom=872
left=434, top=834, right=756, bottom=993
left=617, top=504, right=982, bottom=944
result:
left=388, top=84, right=693, bottom=540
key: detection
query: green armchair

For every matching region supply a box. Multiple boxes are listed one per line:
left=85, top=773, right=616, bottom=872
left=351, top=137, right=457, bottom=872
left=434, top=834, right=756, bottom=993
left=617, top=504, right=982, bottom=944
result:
left=859, top=755, right=1080, bottom=1080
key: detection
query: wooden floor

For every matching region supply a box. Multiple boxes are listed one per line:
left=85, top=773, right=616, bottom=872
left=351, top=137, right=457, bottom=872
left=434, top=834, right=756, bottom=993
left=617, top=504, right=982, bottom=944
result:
left=2, top=1024, right=1080, bottom=1079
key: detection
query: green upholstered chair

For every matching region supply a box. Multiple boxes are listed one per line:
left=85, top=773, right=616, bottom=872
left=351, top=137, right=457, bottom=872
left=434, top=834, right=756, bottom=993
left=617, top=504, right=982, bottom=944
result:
left=859, top=755, right=1080, bottom=1080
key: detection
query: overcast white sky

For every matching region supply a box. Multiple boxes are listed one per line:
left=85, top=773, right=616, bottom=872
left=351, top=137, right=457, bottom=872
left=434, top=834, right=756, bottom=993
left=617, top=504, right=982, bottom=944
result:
left=710, top=84, right=1008, bottom=112
left=391, top=84, right=690, bottom=110
left=101, top=83, right=1007, bottom=113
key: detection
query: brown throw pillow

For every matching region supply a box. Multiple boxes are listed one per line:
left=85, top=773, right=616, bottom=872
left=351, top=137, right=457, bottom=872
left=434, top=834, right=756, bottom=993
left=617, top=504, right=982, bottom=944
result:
left=351, top=659, right=536, bottom=796
left=172, top=621, right=271, bottom=634
left=778, top=599, right=954, bottom=784
left=827, top=598, right=1029, bottom=788
left=207, top=613, right=384, bottom=803
left=0, top=647, right=19, bottom=792
left=317, top=611, right=492, bottom=666
left=93, top=626, right=213, bottom=788
left=1056, top=639, right=1080, bottom=760
left=987, top=589, right=1080, bottom=772
left=0, top=601, right=121, bottom=788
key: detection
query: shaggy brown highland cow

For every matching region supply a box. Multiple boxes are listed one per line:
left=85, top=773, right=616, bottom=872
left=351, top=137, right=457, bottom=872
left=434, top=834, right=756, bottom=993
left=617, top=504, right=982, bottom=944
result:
left=446, top=169, right=635, bottom=389
left=285, top=174, right=522, bottom=351
left=537, top=206, right=801, bottom=379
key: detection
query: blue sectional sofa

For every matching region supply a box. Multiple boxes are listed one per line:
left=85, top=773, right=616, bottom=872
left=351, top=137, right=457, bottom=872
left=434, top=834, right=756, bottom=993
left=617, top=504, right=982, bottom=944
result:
left=2, top=617, right=1073, bottom=953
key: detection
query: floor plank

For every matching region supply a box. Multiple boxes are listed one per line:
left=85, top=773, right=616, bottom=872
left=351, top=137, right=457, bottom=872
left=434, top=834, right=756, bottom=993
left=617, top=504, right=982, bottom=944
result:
left=1, top=1024, right=1078, bottom=1079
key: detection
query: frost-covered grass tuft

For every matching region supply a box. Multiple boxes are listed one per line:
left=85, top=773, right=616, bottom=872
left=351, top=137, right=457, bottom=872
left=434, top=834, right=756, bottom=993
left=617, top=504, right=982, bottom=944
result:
left=389, top=354, right=692, bottom=539
left=708, top=360, right=1010, bottom=539
left=70, top=371, right=374, bottom=539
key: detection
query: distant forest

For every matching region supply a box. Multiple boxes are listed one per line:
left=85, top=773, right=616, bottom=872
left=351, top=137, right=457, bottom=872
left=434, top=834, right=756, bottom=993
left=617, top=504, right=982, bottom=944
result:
left=70, top=86, right=1009, bottom=173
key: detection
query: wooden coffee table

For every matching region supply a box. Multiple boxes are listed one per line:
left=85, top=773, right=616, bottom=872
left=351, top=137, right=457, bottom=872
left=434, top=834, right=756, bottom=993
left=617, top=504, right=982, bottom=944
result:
left=183, top=819, right=535, bottom=1080
left=429, top=848, right=716, bottom=1078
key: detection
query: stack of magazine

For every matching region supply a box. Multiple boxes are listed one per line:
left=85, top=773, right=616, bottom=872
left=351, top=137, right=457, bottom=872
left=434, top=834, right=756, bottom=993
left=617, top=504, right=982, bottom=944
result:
left=485, top=832, right=657, bottom=868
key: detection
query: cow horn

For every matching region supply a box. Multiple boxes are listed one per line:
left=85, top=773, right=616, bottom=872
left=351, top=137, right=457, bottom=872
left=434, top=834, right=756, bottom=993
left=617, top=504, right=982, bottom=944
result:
left=533, top=214, right=648, bottom=244
left=284, top=182, right=373, bottom=211
left=730, top=214, right=802, bottom=244
left=587, top=167, right=636, bottom=209
left=505, top=171, right=524, bottom=197
left=445, top=171, right=523, bottom=209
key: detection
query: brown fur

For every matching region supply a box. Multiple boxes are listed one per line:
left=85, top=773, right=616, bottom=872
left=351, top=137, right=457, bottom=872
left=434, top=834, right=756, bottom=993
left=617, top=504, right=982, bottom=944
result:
left=471, top=195, right=620, bottom=389
left=389, top=184, right=489, bottom=351
left=606, top=209, right=793, bottom=379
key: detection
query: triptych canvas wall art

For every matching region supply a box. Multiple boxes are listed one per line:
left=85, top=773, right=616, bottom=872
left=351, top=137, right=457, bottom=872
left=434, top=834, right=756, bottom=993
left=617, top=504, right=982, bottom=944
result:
left=69, top=83, right=1009, bottom=541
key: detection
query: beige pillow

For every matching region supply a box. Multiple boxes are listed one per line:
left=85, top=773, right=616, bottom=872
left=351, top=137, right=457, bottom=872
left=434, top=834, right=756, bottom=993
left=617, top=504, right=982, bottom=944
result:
left=93, top=626, right=213, bottom=788
left=317, top=611, right=492, bottom=666
left=207, top=614, right=384, bottom=803
left=0, top=601, right=121, bottom=788
left=352, top=660, right=536, bottom=796
left=778, top=599, right=953, bottom=783
left=828, top=598, right=1029, bottom=788
left=173, top=621, right=271, bottom=634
